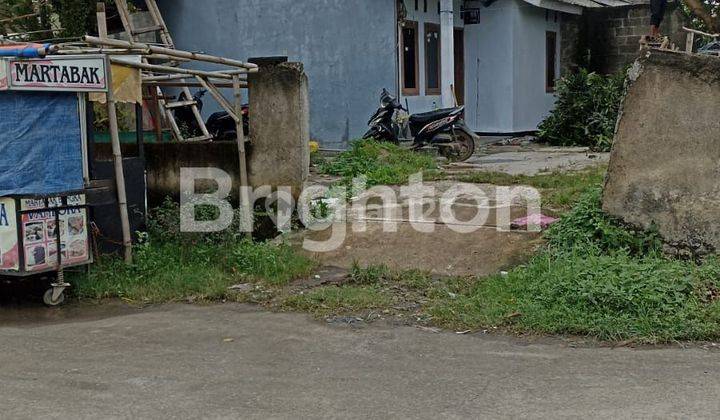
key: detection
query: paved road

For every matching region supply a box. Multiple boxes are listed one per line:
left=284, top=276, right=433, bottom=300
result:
left=1, top=303, right=719, bottom=419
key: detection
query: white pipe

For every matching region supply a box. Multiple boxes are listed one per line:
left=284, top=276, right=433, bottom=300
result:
left=440, top=0, right=455, bottom=108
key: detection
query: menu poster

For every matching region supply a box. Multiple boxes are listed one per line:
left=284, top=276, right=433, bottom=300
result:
left=0, top=197, right=19, bottom=271
left=60, top=207, right=89, bottom=266
left=21, top=207, right=89, bottom=272
left=22, top=210, right=55, bottom=272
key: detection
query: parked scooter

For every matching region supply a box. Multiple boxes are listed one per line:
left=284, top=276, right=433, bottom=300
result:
left=363, top=89, right=476, bottom=162
left=174, top=90, right=249, bottom=140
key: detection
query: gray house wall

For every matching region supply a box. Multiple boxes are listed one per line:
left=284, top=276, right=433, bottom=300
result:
left=512, top=1, right=561, bottom=132
left=464, top=0, right=561, bottom=133
left=157, top=0, right=398, bottom=149
left=464, top=0, right=515, bottom=132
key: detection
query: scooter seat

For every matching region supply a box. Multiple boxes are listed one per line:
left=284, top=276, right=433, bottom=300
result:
left=409, top=107, right=460, bottom=125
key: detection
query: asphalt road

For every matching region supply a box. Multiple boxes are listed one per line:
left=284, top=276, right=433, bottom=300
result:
left=1, top=303, right=719, bottom=419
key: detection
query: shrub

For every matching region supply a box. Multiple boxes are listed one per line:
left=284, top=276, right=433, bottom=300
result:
left=544, top=187, right=663, bottom=256
left=319, top=139, right=437, bottom=187
left=538, top=69, right=626, bottom=151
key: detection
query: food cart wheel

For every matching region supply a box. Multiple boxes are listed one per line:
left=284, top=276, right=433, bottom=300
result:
left=43, top=288, right=66, bottom=306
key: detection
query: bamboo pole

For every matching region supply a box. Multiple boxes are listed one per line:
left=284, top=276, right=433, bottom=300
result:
left=143, top=71, right=247, bottom=82
left=99, top=3, right=132, bottom=263
left=145, top=81, right=240, bottom=89
left=109, top=57, right=236, bottom=79
left=234, top=75, right=252, bottom=234
left=195, top=76, right=239, bottom=122
left=84, top=35, right=259, bottom=70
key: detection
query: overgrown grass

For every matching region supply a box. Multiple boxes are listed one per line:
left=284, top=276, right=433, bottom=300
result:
left=282, top=285, right=392, bottom=317
left=319, top=139, right=438, bottom=187
left=428, top=249, right=720, bottom=342
left=71, top=200, right=316, bottom=303
left=426, top=188, right=720, bottom=343
left=452, top=165, right=607, bottom=211
left=289, top=188, right=720, bottom=343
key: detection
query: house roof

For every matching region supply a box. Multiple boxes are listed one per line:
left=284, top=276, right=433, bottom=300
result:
left=522, top=0, right=632, bottom=15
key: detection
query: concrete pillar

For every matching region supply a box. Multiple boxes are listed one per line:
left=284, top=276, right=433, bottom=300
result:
left=440, top=0, right=455, bottom=108
left=247, top=62, right=310, bottom=196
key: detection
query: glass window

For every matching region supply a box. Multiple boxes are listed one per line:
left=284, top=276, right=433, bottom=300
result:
left=546, top=31, right=557, bottom=92
left=402, top=21, right=419, bottom=95
left=425, top=23, right=441, bottom=95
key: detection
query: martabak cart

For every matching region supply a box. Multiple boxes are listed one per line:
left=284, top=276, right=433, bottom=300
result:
left=0, top=51, right=107, bottom=305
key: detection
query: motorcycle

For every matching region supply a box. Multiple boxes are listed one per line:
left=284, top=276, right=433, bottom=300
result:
left=174, top=90, right=249, bottom=141
left=363, top=89, right=476, bottom=162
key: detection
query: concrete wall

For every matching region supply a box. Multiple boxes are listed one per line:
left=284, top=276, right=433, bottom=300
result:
left=603, top=50, right=720, bottom=256
left=157, top=0, right=397, bottom=149
left=248, top=62, right=309, bottom=195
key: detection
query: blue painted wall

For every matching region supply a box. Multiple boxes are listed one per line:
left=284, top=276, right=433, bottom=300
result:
left=157, top=0, right=398, bottom=149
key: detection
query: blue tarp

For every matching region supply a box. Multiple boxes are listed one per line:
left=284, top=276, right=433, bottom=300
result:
left=0, top=91, right=84, bottom=196
left=0, top=43, right=52, bottom=58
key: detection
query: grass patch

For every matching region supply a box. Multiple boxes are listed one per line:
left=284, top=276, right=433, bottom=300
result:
left=282, top=285, right=392, bottom=316
left=71, top=200, right=316, bottom=303
left=451, top=165, right=606, bottom=211
left=423, top=188, right=720, bottom=343
left=319, top=139, right=438, bottom=187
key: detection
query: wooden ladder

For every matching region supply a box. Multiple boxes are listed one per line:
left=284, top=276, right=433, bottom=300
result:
left=114, top=0, right=212, bottom=142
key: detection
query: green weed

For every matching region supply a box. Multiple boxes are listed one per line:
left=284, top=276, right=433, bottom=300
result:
left=319, top=139, right=438, bottom=187
left=453, top=165, right=606, bottom=211
left=282, top=285, right=392, bottom=316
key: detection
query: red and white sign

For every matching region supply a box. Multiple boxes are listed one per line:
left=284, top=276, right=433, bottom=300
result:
left=0, top=63, right=7, bottom=91
left=4, top=56, right=107, bottom=92
left=0, top=198, right=19, bottom=271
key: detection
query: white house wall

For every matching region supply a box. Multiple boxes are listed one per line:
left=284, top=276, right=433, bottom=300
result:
left=401, top=0, right=466, bottom=114
left=464, top=0, right=516, bottom=132
left=512, top=0, right=561, bottom=132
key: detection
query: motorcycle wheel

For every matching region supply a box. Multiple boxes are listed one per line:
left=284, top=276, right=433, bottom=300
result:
left=439, top=130, right=475, bottom=162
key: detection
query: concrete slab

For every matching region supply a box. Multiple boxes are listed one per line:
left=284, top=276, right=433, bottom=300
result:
left=450, top=148, right=609, bottom=176
left=292, top=181, right=542, bottom=276
left=1, top=304, right=719, bottom=419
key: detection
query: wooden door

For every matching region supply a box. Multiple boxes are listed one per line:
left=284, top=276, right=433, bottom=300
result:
left=454, top=28, right=465, bottom=105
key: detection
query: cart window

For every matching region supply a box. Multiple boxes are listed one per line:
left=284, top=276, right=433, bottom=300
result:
left=0, top=91, right=83, bottom=196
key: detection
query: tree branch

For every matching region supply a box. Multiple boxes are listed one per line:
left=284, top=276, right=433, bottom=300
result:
left=683, top=0, right=720, bottom=33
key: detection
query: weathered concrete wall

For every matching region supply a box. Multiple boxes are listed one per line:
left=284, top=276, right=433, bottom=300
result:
left=603, top=50, right=720, bottom=256
left=157, top=0, right=397, bottom=149
left=586, top=3, right=688, bottom=74
left=248, top=62, right=310, bottom=195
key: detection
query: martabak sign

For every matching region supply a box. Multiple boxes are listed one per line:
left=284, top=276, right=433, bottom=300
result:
left=0, top=55, right=107, bottom=92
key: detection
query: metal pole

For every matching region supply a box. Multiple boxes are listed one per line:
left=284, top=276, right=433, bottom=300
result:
left=440, top=0, right=455, bottom=108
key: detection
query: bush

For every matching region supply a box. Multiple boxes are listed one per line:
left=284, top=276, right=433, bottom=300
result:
left=428, top=188, right=720, bottom=342
left=319, top=139, right=437, bottom=187
left=538, top=69, right=626, bottom=151
left=544, top=187, right=663, bottom=256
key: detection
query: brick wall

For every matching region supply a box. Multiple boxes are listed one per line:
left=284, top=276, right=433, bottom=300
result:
left=560, top=13, right=583, bottom=76
left=585, top=2, right=687, bottom=74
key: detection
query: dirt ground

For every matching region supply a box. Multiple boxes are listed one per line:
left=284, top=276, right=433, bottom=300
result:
left=294, top=146, right=604, bottom=276
left=1, top=303, right=718, bottom=419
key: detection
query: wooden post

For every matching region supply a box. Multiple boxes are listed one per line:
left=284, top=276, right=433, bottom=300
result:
left=97, top=5, right=134, bottom=263
left=106, top=59, right=133, bottom=264
left=686, top=32, right=695, bottom=53
left=233, top=75, right=252, bottom=234
left=96, top=3, right=108, bottom=38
